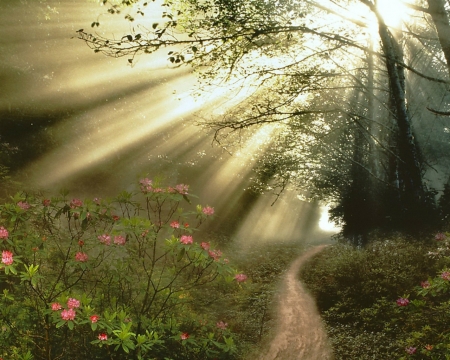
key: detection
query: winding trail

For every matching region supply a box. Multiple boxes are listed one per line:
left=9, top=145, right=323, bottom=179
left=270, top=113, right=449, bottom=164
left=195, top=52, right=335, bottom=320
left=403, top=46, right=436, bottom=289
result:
left=260, top=245, right=334, bottom=360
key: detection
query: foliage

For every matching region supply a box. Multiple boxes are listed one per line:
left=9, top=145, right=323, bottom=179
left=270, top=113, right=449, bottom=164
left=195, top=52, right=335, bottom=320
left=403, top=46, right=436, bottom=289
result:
left=300, top=236, right=445, bottom=359
left=0, top=179, right=246, bottom=360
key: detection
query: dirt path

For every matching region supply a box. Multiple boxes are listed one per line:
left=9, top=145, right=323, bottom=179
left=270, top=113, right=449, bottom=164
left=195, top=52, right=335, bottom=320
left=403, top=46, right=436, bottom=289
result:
left=259, top=245, right=334, bottom=360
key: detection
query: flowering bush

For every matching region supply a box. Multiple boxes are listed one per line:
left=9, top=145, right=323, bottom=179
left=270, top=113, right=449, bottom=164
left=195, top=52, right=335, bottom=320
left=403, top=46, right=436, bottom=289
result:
left=0, top=180, right=245, bottom=359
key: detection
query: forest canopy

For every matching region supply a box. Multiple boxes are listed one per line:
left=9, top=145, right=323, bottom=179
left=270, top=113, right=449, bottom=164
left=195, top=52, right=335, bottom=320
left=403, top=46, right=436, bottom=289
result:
left=78, top=0, right=450, bottom=244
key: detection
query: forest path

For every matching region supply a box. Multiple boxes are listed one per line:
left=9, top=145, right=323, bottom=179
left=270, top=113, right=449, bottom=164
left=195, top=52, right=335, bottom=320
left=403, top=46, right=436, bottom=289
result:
left=259, top=245, right=334, bottom=360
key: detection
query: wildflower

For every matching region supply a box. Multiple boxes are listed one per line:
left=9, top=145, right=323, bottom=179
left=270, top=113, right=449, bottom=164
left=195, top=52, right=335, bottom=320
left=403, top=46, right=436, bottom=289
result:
left=75, top=252, right=88, bottom=262
left=216, top=321, right=228, bottom=330
left=435, top=232, right=446, bottom=241
left=17, top=201, right=30, bottom=210
left=0, top=227, right=8, bottom=240
left=442, top=271, right=450, bottom=281
left=78, top=240, right=84, bottom=247
left=98, top=333, right=108, bottom=341
left=170, top=221, right=180, bottom=228
left=235, top=273, right=248, bottom=283
left=42, top=199, right=51, bottom=207
left=201, top=242, right=210, bottom=250
left=421, top=280, right=430, bottom=288
left=202, top=206, right=215, bottom=216
left=67, top=298, right=80, bottom=309
left=1, top=250, right=13, bottom=266
left=70, top=198, right=83, bottom=208
left=98, top=234, right=111, bottom=245
left=208, top=249, right=222, bottom=261
left=139, top=178, right=153, bottom=193
left=32, top=247, right=38, bottom=252
left=180, top=235, right=193, bottom=245
left=184, top=223, right=189, bottom=228
left=112, top=215, right=120, bottom=221
left=396, top=298, right=409, bottom=306
left=90, top=315, right=100, bottom=323
left=61, top=308, right=76, bottom=321
left=51, top=302, right=62, bottom=311
left=114, top=235, right=126, bottom=245
left=425, top=344, right=433, bottom=351
left=180, top=332, right=189, bottom=340
left=175, top=184, right=189, bottom=195
left=405, top=347, right=417, bottom=355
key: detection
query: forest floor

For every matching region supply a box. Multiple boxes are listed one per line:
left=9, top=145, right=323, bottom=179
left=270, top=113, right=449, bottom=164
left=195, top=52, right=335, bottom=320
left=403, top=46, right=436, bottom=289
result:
left=257, top=245, right=334, bottom=360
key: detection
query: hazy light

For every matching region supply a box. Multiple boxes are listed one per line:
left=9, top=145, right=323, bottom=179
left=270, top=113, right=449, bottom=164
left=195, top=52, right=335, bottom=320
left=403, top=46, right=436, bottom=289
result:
left=318, top=206, right=340, bottom=232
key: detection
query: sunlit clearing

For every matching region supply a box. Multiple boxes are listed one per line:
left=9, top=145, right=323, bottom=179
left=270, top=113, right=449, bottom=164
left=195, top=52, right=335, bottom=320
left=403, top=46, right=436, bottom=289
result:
left=318, top=206, right=340, bottom=232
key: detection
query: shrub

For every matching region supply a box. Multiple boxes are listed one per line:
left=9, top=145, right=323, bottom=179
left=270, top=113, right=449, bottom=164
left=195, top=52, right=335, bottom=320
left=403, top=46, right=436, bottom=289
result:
left=0, top=179, right=246, bottom=360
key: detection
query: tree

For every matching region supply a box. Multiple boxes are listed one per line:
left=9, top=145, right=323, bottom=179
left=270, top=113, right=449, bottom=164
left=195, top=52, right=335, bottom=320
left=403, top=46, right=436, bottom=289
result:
left=78, top=0, right=450, bottom=242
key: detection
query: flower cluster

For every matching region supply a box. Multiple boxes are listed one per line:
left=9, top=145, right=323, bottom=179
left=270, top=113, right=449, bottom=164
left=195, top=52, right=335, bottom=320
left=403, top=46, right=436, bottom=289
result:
left=70, top=198, right=83, bottom=208
left=180, top=332, right=189, bottom=340
left=234, top=274, right=248, bottom=283
left=114, top=235, right=126, bottom=245
left=90, top=314, right=100, bottom=323
left=180, top=235, right=193, bottom=245
left=202, top=206, right=214, bottom=216
left=175, top=184, right=189, bottom=195
left=208, top=249, right=222, bottom=261
left=435, top=232, right=446, bottom=241
left=170, top=221, right=180, bottom=228
left=441, top=271, right=450, bottom=281
left=216, top=321, right=228, bottom=330
left=61, top=308, right=76, bottom=321
left=17, top=201, right=30, bottom=210
left=396, top=298, right=409, bottom=306
left=98, top=333, right=108, bottom=341
left=139, top=178, right=153, bottom=193
left=420, top=280, right=430, bottom=288
left=405, top=346, right=416, bottom=355
left=75, top=252, right=88, bottom=262
left=98, top=234, right=111, bottom=245
left=2, top=250, right=13, bottom=266
left=0, top=227, right=8, bottom=240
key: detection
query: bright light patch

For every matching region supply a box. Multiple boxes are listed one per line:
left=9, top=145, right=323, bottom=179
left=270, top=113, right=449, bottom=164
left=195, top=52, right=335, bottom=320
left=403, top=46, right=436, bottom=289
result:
left=376, top=0, right=406, bottom=28
left=318, top=206, right=340, bottom=232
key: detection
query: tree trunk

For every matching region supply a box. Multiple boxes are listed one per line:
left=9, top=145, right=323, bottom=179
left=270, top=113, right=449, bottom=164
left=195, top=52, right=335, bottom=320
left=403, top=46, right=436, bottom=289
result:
left=427, top=0, right=450, bottom=77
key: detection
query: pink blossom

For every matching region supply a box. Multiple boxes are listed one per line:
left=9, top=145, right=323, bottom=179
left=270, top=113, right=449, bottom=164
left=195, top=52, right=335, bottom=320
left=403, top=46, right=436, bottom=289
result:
left=1, top=250, right=13, bottom=266
left=153, top=187, right=163, bottom=193
left=42, top=199, right=51, bottom=207
left=98, top=234, right=111, bottom=245
left=202, top=206, right=215, bottom=216
left=75, top=252, right=88, bottom=262
left=184, top=223, right=189, bottom=228
left=216, top=321, right=228, bottom=330
left=396, top=298, right=409, bottom=306
left=405, top=347, right=417, bottom=355
left=90, top=315, right=100, bottom=323
left=98, top=333, right=108, bottom=341
left=112, top=215, right=120, bottom=221
left=435, top=232, right=446, bottom=241
left=442, top=271, right=450, bottom=281
left=67, top=298, right=80, bottom=309
left=139, top=178, right=153, bottom=193
left=170, top=221, right=180, bottom=228
left=17, top=201, right=30, bottom=210
left=70, top=198, right=83, bottom=208
left=61, top=308, right=76, bottom=321
left=235, top=273, right=248, bottom=283
left=175, top=184, right=189, bottom=195
left=421, top=280, right=430, bottom=288
left=0, top=227, right=8, bottom=240
left=201, top=242, right=210, bottom=250
left=114, top=235, right=126, bottom=245
left=180, top=235, right=193, bottom=245
left=180, top=332, right=189, bottom=340
left=78, top=240, right=84, bottom=247
left=51, top=302, right=62, bottom=311
left=208, top=249, right=222, bottom=261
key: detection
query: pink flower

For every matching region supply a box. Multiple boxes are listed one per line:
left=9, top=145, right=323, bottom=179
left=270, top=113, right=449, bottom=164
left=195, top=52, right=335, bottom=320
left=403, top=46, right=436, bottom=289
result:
left=175, top=184, right=189, bottom=195
left=75, top=252, right=88, bottom=262
left=112, top=215, right=120, bottom=221
left=208, top=249, right=222, bottom=261
left=61, top=308, right=76, bottom=321
left=216, top=321, right=228, bottom=330
left=0, top=227, right=8, bottom=240
left=442, top=271, right=450, bottom=281
left=42, top=199, right=51, bottom=207
left=67, top=298, right=80, bottom=309
left=98, top=234, right=111, bottom=245
left=201, top=242, right=210, bottom=250
left=405, top=347, right=417, bottom=355
left=235, top=273, right=248, bottom=283
left=421, top=280, right=430, bottom=288
left=51, top=302, right=62, bottom=311
left=396, top=298, right=409, bottom=306
left=1, top=250, right=13, bottom=266
left=98, top=333, right=108, bottom=341
left=202, top=206, right=215, bottom=216
left=78, top=240, right=84, bottom=247
left=70, top=198, right=83, bottom=208
left=435, top=232, right=446, bottom=241
left=180, top=332, right=189, bottom=340
left=139, top=178, right=153, bottom=193
left=170, top=221, right=180, bottom=228
left=114, top=235, right=126, bottom=245
left=180, top=235, right=193, bottom=245
left=90, top=315, right=100, bottom=323
left=17, top=201, right=30, bottom=210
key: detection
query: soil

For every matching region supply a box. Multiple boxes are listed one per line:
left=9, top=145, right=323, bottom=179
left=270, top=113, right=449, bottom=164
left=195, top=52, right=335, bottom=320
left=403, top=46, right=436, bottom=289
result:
left=258, top=245, right=334, bottom=360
